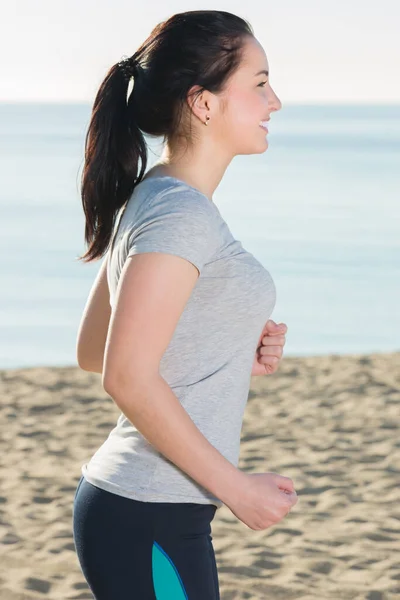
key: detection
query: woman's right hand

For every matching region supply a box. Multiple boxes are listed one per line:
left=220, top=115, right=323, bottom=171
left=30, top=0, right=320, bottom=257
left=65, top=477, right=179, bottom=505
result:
left=225, top=471, right=299, bottom=530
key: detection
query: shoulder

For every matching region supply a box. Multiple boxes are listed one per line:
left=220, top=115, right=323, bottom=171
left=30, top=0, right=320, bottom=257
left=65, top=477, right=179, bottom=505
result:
left=144, top=178, right=216, bottom=216
left=123, top=179, right=221, bottom=274
left=130, top=178, right=220, bottom=234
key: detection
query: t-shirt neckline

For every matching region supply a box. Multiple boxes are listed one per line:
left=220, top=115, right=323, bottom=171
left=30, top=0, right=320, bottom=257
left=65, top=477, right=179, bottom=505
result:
left=139, top=175, right=218, bottom=210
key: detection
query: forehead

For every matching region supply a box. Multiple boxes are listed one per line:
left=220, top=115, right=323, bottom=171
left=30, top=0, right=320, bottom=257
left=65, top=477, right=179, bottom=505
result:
left=239, top=36, right=269, bottom=74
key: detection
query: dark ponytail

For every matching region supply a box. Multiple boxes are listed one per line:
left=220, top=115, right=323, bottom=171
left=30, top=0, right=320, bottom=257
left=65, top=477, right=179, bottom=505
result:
left=78, top=10, right=253, bottom=263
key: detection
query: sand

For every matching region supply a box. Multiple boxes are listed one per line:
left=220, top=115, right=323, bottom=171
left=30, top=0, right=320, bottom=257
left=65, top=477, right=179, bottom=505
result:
left=0, top=351, right=399, bottom=599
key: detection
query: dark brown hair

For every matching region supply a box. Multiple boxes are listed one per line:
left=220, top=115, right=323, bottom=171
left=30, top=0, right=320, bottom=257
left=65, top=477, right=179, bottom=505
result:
left=78, top=10, right=253, bottom=262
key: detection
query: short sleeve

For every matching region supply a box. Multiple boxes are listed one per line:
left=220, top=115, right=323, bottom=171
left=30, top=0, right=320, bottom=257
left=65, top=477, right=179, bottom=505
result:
left=126, top=187, right=219, bottom=275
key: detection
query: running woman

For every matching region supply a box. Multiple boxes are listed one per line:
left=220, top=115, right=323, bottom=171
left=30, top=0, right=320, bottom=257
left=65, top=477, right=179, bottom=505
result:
left=73, top=9, right=298, bottom=599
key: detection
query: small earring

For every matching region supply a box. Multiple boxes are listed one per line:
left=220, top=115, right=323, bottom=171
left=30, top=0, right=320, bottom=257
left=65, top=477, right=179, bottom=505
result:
left=204, top=115, right=210, bottom=126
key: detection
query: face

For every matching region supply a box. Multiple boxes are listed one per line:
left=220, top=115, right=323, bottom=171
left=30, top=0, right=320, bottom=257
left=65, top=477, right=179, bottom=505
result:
left=216, top=36, right=282, bottom=156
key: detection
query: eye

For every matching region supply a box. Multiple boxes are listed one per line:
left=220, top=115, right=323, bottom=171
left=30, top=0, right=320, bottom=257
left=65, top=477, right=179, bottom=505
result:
left=258, top=81, right=268, bottom=87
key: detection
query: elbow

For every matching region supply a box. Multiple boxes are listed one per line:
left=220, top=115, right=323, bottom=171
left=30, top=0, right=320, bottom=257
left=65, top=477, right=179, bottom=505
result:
left=102, top=367, right=126, bottom=396
left=102, top=373, right=116, bottom=395
left=102, top=365, right=159, bottom=398
left=76, top=344, right=87, bottom=370
left=76, top=339, right=104, bottom=374
left=77, top=359, right=94, bottom=373
left=102, top=371, right=133, bottom=397
left=76, top=350, right=99, bottom=374
left=76, top=352, right=88, bottom=372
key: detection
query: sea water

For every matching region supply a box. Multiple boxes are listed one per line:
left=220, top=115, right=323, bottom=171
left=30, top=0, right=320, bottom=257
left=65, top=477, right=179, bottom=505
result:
left=0, top=102, right=398, bottom=368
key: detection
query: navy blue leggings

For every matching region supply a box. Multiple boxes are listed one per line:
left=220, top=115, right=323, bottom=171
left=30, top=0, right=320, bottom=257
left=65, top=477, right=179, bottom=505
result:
left=72, top=475, right=220, bottom=599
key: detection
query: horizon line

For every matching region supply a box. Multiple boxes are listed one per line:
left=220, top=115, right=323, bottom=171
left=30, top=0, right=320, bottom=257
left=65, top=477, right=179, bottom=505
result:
left=1, top=99, right=399, bottom=107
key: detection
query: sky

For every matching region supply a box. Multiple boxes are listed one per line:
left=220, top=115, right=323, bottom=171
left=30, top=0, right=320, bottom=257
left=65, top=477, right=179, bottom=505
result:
left=2, top=0, right=399, bottom=104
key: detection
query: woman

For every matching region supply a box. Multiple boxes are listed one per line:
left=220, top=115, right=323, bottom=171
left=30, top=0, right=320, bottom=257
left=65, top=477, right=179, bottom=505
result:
left=73, top=9, right=298, bottom=599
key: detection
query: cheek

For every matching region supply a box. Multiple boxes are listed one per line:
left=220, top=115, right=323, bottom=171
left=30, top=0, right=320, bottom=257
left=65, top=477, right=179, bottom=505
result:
left=235, top=88, right=266, bottom=134
left=224, top=90, right=260, bottom=132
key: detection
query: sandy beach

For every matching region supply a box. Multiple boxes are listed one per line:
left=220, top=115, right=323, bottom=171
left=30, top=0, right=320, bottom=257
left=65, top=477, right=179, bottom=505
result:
left=0, top=351, right=399, bottom=599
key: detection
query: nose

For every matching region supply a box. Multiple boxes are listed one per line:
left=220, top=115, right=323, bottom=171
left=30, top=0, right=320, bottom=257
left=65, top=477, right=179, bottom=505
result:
left=268, top=86, right=282, bottom=112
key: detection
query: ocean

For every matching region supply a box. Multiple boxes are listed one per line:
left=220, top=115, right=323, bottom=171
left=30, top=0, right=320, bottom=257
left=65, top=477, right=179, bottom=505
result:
left=0, top=102, right=399, bottom=369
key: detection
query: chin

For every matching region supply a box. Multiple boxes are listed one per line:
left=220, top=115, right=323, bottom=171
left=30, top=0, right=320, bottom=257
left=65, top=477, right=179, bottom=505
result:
left=240, top=139, right=269, bottom=155
left=253, top=131, right=269, bottom=154
left=255, top=140, right=269, bottom=154
left=231, top=131, right=269, bottom=155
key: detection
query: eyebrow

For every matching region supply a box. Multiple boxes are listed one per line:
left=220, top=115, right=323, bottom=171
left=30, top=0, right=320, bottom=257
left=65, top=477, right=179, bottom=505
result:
left=255, top=69, right=269, bottom=77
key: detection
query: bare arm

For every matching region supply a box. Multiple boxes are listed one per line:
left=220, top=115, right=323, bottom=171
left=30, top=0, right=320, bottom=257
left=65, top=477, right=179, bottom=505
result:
left=76, top=255, right=111, bottom=373
left=102, top=251, right=245, bottom=505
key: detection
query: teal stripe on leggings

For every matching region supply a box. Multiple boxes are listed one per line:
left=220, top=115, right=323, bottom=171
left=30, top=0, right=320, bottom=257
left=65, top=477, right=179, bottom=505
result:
left=152, top=541, right=189, bottom=599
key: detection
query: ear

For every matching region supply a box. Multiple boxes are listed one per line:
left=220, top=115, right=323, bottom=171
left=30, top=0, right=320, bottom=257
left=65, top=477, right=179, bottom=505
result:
left=186, top=85, right=212, bottom=123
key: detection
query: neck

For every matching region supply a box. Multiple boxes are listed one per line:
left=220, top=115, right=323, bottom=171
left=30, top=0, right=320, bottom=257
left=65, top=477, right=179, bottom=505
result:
left=151, top=140, right=233, bottom=201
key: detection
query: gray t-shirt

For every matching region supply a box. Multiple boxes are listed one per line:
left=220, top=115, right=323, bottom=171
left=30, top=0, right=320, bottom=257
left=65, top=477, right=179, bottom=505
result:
left=82, top=175, right=277, bottom=509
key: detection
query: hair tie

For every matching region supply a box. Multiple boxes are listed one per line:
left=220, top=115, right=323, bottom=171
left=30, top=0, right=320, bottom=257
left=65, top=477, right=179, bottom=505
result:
left=118, top=55, right=139, bottom=103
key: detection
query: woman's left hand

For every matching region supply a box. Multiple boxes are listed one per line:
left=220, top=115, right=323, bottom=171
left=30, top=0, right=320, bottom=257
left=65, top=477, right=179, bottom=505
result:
left=251, top=320, right=287, bottom=376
